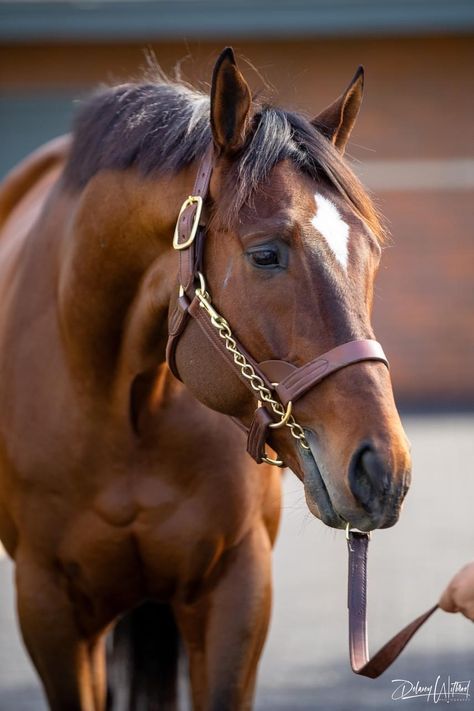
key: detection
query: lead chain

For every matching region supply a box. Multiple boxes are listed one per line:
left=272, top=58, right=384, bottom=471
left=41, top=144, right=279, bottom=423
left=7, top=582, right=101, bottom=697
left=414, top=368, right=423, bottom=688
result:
left=195, top=284, right=310, bottom=451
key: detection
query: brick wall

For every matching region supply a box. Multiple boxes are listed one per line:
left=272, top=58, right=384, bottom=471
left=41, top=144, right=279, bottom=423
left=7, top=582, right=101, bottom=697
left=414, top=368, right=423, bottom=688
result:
left=373, top=191, right=473, bottom=404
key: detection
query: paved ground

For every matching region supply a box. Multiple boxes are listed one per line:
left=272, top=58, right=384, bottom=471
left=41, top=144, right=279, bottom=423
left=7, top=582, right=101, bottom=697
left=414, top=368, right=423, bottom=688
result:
left=1, top=414, right=473, bottom=710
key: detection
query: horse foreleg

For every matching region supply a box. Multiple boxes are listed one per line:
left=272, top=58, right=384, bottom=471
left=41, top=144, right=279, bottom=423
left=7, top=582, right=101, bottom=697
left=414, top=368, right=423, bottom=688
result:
left=88, top=635, right=108, bottom=711
left=15, top=553, right=103, bottom=711
left=175, top=523, right=272, bottom=711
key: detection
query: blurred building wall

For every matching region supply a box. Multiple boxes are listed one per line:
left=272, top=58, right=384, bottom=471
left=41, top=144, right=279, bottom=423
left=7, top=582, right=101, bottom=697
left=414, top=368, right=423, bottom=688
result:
left=1, top=16, right=473, bottom=406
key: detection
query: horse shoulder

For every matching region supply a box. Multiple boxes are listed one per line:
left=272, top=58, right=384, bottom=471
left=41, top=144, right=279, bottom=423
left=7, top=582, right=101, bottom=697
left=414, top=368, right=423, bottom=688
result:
left=0, top=135, right=71, bottom=235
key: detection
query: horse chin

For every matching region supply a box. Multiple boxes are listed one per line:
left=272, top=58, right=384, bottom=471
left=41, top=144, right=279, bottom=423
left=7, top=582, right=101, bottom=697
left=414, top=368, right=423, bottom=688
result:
left=297, top=443, right=345, bottom=529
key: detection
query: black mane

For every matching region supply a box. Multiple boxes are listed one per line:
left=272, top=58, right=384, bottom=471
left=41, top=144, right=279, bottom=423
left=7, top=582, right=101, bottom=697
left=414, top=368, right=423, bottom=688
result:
left=64, top=78, right=384, bottom=240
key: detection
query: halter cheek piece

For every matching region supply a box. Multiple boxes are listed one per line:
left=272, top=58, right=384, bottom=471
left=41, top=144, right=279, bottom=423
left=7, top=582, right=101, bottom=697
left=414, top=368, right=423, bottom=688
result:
left=166, top=143, right=439, bottom=678
left=166, top=143, right=388, bottom=466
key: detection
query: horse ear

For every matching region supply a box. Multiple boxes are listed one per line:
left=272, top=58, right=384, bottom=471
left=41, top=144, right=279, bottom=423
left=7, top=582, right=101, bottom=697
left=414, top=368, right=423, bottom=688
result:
left=210, top=47, right=252, bottom=155
left=312, top=66, right=364, bottom=154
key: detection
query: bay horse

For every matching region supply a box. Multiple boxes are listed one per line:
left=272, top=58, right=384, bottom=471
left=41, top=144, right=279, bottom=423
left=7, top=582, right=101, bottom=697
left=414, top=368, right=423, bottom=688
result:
left=0, top=48, right=411, bottom=710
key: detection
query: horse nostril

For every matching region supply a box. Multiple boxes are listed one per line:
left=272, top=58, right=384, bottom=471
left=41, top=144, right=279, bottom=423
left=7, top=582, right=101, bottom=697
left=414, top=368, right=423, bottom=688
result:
left=349, top=445, right=391, bottom=513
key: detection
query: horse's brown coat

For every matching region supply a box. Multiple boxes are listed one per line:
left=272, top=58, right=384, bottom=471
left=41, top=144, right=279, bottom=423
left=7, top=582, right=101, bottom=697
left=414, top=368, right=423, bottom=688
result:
left=0, top=49, right=411, bottom=710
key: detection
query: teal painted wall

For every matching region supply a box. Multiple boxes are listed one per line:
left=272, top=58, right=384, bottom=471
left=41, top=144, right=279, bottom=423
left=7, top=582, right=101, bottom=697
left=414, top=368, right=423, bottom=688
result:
left=0, top=93, right=80, bottom=178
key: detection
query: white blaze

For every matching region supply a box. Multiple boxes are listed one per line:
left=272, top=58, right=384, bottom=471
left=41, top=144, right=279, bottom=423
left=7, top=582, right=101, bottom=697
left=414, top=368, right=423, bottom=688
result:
left=311, top=193, right=350, bottom=271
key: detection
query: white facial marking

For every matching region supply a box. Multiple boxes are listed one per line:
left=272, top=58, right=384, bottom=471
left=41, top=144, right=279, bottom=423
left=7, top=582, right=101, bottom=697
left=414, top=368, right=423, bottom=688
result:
left=311, top=193, right=350, bottom=271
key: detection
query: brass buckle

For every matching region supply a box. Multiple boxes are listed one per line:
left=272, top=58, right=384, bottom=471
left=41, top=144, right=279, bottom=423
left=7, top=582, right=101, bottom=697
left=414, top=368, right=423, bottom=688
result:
left=173, top=195, right=203, bottom=250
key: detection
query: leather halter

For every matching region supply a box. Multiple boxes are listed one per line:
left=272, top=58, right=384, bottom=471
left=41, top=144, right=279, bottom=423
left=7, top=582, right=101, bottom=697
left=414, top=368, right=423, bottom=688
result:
left=166, top=143, right=439, bottom=677
left=166, top=143, right=388, bottom=465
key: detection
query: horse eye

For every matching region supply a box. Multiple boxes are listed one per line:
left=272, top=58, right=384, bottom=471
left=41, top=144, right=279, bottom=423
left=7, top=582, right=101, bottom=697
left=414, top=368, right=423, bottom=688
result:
left=248, top=248, right=280, bottom=268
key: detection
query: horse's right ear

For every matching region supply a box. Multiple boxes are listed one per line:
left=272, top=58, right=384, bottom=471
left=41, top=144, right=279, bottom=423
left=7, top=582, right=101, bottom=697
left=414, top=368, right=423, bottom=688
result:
left=312, top=66, right=364, bottom=154
left=210, top=47, right=252, bottom=156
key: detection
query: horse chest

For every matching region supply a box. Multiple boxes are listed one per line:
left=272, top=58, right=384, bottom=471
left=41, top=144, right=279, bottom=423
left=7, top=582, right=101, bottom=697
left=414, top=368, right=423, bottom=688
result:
left=56, top=509, right=236, bottom=619
left=55, top=466, right=257, bottom=608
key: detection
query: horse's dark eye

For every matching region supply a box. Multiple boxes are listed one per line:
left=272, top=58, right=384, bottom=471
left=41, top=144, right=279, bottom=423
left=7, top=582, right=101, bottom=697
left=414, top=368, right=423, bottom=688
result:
left=249, top=249, right=280, bottom=268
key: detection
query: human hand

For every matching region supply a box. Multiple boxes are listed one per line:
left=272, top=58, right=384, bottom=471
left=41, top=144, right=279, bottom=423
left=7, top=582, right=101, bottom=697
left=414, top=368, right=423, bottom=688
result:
left=439, top=562, right=474, bottom=621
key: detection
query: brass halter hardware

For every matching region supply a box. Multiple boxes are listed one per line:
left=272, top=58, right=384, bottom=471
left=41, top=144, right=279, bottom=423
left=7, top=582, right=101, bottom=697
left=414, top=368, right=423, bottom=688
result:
left=257, top=397, right=290, bottom=467
left=173, top=195, right=203, bottom=250
left=261, top=453, right=285, bottom=467
left=268, top=398, right=292, bottom=429
left=195, top=272, right=310, bottom=455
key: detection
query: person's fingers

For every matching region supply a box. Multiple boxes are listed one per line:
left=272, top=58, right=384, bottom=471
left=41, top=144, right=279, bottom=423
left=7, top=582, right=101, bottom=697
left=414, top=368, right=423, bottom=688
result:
left=439, top=585, right=458, bottom=613
left=438, top=581, right=458, bottom=612
left=439, top=562, right=474, bottom=621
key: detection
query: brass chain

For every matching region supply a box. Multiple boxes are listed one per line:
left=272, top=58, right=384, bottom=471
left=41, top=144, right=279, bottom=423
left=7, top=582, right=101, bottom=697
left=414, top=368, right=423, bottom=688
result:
left=195, top=278, right=310, bottom=451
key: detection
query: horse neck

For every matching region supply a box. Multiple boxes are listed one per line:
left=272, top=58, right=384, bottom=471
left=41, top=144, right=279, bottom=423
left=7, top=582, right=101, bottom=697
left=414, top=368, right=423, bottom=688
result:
left=58, top=164, right=197, bottom=396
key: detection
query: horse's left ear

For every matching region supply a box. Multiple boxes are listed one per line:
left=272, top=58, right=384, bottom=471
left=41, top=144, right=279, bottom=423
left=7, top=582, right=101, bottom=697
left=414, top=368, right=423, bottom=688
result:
left=312, top=66, right=364, bottom=154
left=210, top=47, right=252, bottom=155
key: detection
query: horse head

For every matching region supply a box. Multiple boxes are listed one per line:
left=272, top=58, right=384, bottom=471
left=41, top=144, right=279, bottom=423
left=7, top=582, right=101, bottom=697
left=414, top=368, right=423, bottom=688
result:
left=171, top=48, right=411, bottom=532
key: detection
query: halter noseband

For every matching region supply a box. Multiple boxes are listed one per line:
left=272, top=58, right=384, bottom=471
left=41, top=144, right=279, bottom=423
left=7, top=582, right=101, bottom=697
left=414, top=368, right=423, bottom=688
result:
left=166, top=143, right=388, bottom=466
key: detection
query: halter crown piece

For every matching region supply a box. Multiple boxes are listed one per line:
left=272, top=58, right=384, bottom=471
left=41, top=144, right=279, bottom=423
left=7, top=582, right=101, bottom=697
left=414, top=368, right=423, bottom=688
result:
left=166, top=142, right=440, bottom=678
left=166, top=142, right=388, bottom=466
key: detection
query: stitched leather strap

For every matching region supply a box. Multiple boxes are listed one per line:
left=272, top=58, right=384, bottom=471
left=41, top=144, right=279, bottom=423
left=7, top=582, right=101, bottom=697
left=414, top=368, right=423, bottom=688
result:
left=247, top=407, right=274, bottom=463
left=166, top=144, right=215, bottom=376
left=166, top=293, right=191, bottom=379
left=275, top=340, right=388, bottom=407
left=176, top=142, right=214, bottom=294
left=347, top=532, right=438, bottom=678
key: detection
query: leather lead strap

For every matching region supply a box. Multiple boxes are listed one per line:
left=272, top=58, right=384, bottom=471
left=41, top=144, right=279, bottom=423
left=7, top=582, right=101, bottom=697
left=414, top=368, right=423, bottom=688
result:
left=347, top=532, right=439, bottom=678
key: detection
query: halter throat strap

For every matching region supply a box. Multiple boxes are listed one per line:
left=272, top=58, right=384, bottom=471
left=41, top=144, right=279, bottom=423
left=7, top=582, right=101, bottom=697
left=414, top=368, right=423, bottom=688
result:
left=166, top=144, right=389, bottom=465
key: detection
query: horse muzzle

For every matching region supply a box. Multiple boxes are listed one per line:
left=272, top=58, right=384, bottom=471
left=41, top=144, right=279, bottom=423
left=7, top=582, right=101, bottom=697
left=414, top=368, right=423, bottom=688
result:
left=299, top=432, right=411, bottom=531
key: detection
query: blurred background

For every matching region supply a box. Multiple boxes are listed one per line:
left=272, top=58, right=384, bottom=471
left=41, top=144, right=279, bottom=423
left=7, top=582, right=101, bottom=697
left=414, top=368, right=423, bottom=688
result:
left=0, top=2, right=473, bottom=710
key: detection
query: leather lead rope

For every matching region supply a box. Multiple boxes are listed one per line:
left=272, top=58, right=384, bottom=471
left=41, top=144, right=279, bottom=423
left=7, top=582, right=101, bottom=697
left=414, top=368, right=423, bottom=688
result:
left=347, top=530, right=439, bottom=678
